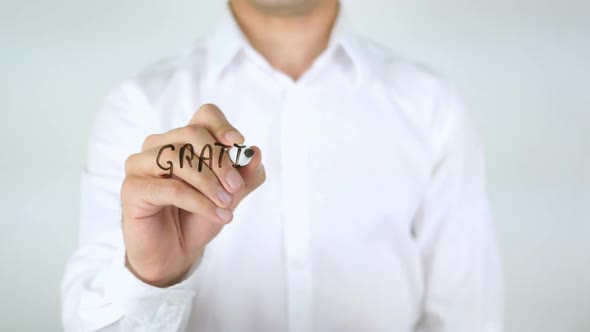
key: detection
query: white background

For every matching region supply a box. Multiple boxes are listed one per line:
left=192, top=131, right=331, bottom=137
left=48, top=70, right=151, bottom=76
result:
left=0, top=0, right=588, bottom=331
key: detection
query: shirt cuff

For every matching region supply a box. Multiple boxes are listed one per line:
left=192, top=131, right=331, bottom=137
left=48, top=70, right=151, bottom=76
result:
left=104, top=248, right=199, bottom=327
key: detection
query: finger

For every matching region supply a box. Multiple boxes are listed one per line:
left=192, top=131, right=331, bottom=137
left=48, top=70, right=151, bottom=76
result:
left=189, top=103, right=244, bottom=146
left=121, top=176, right=233, bottom=224
left=229, top=146, right=266, bottom=210
left=139, top=127, right=246, bottom=194
left=237, top=146, right=265, bottom=188
left=125, top=144, right=235, bottom=208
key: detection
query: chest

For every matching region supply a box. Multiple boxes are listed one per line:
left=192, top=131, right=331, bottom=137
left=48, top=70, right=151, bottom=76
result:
left=219, top=83, right=431, bottom=227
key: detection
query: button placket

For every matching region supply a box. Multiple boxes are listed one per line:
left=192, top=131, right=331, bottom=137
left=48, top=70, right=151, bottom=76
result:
left=280, top=85, right=314, bottom=332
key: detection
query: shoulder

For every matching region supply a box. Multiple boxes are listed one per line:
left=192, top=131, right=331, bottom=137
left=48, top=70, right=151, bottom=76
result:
left=354, top=35, right=449, bottom=100
left=96, top=39, right=212, bottom=136
left=121, top=39, right=209, bottom=105
left=353, top=35, right=474, bottom=149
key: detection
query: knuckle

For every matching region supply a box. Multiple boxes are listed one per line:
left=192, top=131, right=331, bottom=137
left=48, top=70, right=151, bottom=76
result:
left=196, top=103, right=222, bottom=122
left=120, top=179, right=129, bottom=197
left=121, top=176, right=138, bottom=199
left=124, top=153, right=139, bottom=175
left=150, top=146, right=160, bottom=159
left=142, top=134, right=158, bottom=151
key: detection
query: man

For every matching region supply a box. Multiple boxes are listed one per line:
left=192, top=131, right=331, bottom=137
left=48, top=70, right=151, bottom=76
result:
left=62, top=0, right=502, bottom=331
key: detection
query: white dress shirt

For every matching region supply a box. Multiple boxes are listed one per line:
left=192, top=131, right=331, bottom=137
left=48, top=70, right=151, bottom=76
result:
left=62, top=6, right=502, bottom=332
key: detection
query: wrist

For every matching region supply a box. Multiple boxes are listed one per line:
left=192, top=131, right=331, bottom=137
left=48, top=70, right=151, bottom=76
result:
left=124, top=252, right=190, bottom=288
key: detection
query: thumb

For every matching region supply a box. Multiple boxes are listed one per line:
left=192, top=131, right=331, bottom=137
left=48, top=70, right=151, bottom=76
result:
left=231, top=146, right=266, bottom=208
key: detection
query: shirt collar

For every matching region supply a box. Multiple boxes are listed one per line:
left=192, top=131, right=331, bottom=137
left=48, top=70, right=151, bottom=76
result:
left=204, top=4, right=246, bottom=82
left=204, top=2, right=367, bottom=85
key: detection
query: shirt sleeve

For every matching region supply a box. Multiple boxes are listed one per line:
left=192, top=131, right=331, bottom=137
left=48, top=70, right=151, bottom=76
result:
left=413, top=80, right=503, bottom=332
left=61, top=82, right=199, bottom=331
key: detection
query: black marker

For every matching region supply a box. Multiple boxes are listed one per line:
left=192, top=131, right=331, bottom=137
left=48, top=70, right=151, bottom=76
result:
left=229, top=145, right=255, bottom=167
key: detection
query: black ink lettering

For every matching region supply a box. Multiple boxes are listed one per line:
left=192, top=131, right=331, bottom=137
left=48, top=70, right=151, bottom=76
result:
left=214, top=142, right=230, bottom=168
left=179, top=143, right=195, bottom=169
left=156, top=144, right=175, bottom=177
left=198, top=144, right=213, bottom=172
left=232, top=143, right=246, bottom=168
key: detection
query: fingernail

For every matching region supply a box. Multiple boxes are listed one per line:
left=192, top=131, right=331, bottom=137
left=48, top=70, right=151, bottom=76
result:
left=226, top=169, right=245, bottom=191
left=216, top=187, right=233, bottom=205
left=216, top=208, right=233, bottom=222
left=224, top=130, right=244, bottom=144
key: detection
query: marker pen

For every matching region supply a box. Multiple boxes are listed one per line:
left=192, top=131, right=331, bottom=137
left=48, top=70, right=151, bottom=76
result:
left=229, top=145, right=255, bottom=167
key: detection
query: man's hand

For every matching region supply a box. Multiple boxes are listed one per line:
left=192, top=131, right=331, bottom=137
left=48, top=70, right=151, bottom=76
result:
left=121, top=104, right=266, bottom=287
